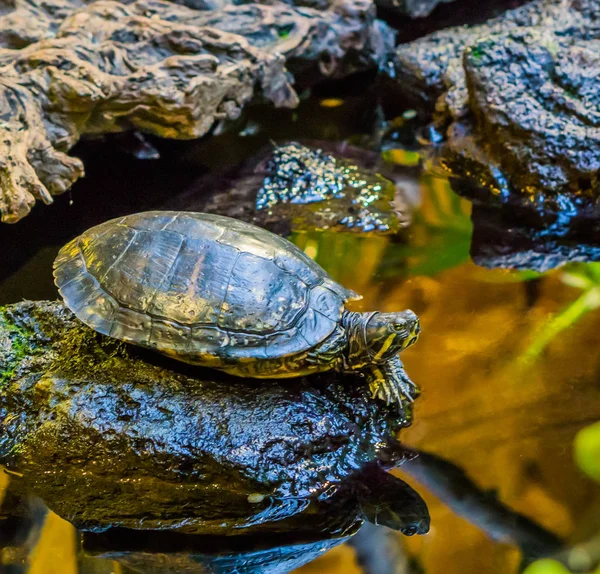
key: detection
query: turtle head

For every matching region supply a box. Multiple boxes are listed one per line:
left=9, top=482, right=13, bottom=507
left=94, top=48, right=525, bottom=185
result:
left=364, top=310, right=420, bottom=361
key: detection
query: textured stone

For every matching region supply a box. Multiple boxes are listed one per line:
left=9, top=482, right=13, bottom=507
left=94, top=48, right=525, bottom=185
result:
left=0, top=300, right=428, bottom=535
left=0, top=0, right=394, bottom=223
left=375, top=0, right=455, bottom=18
left=168, top=141, right=413, bottom=235
left=393, top=0, right=600, bottom=204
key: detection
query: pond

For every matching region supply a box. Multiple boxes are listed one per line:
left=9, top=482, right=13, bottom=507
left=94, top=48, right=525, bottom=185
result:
left=0, top=92, right=599, bottom=574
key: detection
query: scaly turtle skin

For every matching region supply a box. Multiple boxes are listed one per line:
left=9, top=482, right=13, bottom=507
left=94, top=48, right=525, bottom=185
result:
left=53, top=211, right=420, bottom=404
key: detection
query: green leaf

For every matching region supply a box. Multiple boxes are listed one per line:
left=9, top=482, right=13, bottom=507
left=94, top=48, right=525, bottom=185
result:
left=522, top=559, right=572, bottom=574
left=574, top=421, right=600, bottom=483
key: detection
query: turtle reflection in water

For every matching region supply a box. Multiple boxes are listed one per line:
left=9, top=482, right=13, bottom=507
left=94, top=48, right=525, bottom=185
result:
left=82, top=468, right=429, bottom=574
left=53, top=211, right=420, bottom=404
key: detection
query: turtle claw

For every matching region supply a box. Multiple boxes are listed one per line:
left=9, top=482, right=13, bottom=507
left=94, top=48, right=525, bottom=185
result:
left=366, top=357, right=419, bottom=407
left=370, top=379, right=403, bottom=407
left=388, top=381, right=405, bottom=407
left=399, top=378, right=417, bottom=403
left=372, top=380, right=391, bottom=404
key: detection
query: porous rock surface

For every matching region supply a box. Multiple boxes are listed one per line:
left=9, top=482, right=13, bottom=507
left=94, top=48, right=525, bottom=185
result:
left=168, top=141, right=414, bottom=235
left=394, top=0, right=600, bottom=204
left=375, top=0, right=455, bottom=18
left=0, top=0, right=394, bottom=223
left=0, top=300, right=414, bottom=534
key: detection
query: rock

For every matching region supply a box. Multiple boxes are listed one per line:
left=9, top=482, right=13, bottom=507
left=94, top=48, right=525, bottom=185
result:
left=0, top=0, right=394, bottom=224
left=393, top=0, right=600, bottom=238
left=0, top=301, right=428, bottom=535
left=167, top=141, right=414, bottom=234
left=375, top=0, right=455, bottom=18
left=453, top=178, right=600, bottom=272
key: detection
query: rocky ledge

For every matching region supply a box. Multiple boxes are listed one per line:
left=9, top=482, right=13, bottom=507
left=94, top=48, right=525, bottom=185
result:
left=0, top=0, right=394, bottom=223
left=394, top=0, right=600, bottom=218
left=0, top=301, right=428, bottom=536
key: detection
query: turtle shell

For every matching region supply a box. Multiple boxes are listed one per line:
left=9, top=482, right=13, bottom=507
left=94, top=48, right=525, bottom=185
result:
left=53, top=212, right=360, bottom=364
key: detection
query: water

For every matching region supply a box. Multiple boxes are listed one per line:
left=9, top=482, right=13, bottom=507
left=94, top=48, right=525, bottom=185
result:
left=0, top=96, right=599, bottom=574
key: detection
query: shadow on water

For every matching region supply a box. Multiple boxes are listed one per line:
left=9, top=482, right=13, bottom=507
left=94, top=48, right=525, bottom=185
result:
left=0, top=86, right=599, bottom=574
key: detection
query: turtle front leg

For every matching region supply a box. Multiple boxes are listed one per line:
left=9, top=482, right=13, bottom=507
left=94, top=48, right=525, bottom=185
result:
left=365, top=356, right=419, bottom=406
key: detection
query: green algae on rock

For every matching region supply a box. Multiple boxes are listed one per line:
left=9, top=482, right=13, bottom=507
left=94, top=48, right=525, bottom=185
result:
left=0, top=301, right=427, bottom=536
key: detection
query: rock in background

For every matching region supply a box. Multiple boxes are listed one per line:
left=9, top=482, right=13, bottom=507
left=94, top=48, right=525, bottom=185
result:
left=168, top=140, right=415, bottom=235
left=375, top=0, right=455, bottom=18
left=0, top=0, right=394, bottom=223
left=393, top=0, right=600, bottom=201
left=392, top=0, right=600, bottom=269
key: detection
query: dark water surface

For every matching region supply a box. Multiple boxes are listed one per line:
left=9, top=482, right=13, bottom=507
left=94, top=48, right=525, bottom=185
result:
left=1, top=95, right=599, bottom=574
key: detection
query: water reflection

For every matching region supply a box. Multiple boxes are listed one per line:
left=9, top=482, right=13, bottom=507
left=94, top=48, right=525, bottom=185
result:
left=81, top=529, right=351, bottom=574
left=450, top=177, right=600, bottom=272
left=0, top=475, right=422, bottom=573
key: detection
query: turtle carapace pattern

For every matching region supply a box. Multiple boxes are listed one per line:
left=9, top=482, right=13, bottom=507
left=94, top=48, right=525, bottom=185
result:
left=53, top=212, right=420, bottom=405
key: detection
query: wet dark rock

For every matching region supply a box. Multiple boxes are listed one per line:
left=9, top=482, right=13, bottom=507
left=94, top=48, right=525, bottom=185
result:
left=167, top=141, right=415, bottom=235
left=0, top=0, right=394, bottom=224
left=454, top=179, right=600, bottom=271
left=0, top=301, right=428, bottom=536
left=376, top=0, right=530, bottom=45
left=83, top=529, right=353, bottom=574
left=393, top=0, right=600, bottom=235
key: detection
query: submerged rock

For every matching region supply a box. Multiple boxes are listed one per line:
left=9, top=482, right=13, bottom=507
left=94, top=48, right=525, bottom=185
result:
left=0, top=0, right=394, bottom=224
left=454, top=179, right=600, bottom=272
left=168, top=141, right=414, bottom=234
left=393, top=0, right=600, bottom=234
left=0, top=301, right=428, bottom=536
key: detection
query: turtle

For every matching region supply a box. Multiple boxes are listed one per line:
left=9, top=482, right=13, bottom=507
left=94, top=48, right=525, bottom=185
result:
left=53, top=211, right=420, bottom=405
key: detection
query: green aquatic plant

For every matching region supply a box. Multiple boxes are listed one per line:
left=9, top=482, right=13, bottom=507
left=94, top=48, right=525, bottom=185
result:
left=574, top=421, right=600, bottom=483
left=379, top=173, right=473, bottom=279
left=522, top=423, right=600, bottom=574
left=381, top=149, right=421, bottom=167
left=522, top=263, right=600, bottom=361
left=523, top=559, right=573, bottom=574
